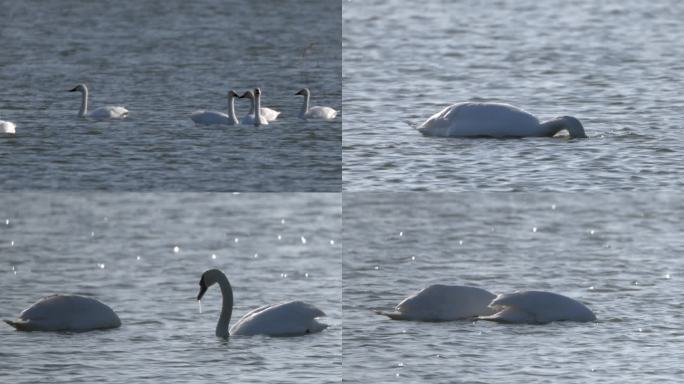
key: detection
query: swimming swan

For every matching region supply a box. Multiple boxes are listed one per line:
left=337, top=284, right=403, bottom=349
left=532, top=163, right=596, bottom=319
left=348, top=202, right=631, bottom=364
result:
left=239, top=89, right=280, bottom=123
left=238, top=88, right=269, bottom=126
left=417, top=102, right=587, bottom=138
left=190, top=90, right=239, bottom=126
left=1, top=120, right=16, bottom=134
left=295, top=88, right=337, bottom=121
left=4, top=294, right=121, bottom=332
left=479, top=291, right=596, bottom=324
left=197, top=269, right=327, bottom=337
left=69, top=84, right=129, bottom=120
left=377, top=284, right=497, bottom=321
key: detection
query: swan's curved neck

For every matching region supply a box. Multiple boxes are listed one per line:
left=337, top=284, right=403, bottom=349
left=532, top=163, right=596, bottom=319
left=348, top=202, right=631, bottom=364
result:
left=540, top=116, right=587, bottom=138
left=299, top=93, right=310, bottom=118
left=227, top=95, right=238, bottom=125
left=255, top=93, right=262, bottom=127
left=214, top=273, right=234, bottom=338
left=78, top=88, right=89, bottom=117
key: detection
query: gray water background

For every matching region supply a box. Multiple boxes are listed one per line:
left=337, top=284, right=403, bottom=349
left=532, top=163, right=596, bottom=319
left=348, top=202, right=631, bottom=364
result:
left=0, top=193, right=341, bottom=383
left=343, top=0, right=684, bottom=191
left=0, top=0, right=341, bottom=191
left=343, top=193, right=684, bottom=383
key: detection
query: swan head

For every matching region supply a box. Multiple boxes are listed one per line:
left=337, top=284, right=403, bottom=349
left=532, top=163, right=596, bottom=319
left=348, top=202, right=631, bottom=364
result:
left=68, top=84, right=87, bottom=93
left=227, top=90, right=239, bottom=98
left=239, top=90, right=255, bottom=99
left=295, top=88, right=310, bottom=97
left=254, top=88, right=262, bottom=97
left=197, top=269, right=224, bottom=300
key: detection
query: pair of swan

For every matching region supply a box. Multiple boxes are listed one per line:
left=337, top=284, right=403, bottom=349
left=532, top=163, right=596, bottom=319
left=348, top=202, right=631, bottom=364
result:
left=69, top=84, right=129, bottom=120
left=378, top=284, right=596, bottom=324
left=417, top=102, right=587, bottom=138
left=190, top=88, right=278, bottom=127
left=191, top=87, right=337, bottom=126
left=4, top=269, right=327, bottom=338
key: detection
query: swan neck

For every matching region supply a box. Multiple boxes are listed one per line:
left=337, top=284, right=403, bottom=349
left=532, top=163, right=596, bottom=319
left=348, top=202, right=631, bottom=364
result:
left=79, top=88, right=88, bottom=117
left=215, top=274, right=233, bottom=338
left=299, top=93, right=310, bottom=118
left=255, top=93, right=262, bottom=127
left=541, top=117, right=586, bottom=138
left=228, top=95, right=238, bottom=125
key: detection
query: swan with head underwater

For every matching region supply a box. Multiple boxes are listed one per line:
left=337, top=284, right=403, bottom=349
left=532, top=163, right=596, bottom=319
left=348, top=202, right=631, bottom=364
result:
left=4, top=294, right=121, bottom=332
left=378, top=284, right=596, bottom=324
left=239, top=89, right=280, bottom=125
left=417, top=102, right=587, bottom=138
left=197, top=269, right=328, bottom=337
left=190, top=90, right=240, bottom=126
left=69, top=84, right=129, bottom=120
left=295, top=88, right=338, bottom=121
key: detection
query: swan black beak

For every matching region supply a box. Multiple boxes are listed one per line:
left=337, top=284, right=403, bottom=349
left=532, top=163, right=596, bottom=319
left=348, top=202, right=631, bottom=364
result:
left=197, top=279, right=208, bottom=301
left=239, top=92, right=249, bottom=99
left=68, top=87, right=79, bottom=92
left=295, top=90, right=304, bottom=96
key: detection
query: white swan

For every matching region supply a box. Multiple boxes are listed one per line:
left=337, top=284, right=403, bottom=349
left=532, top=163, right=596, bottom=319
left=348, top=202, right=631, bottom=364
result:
left=69, top=84, right=129, bottom=120
left=417, top=102, right=587, bottom=138
left=197, top=269, right=327, bottom=337
left=479, top=291, right=596, bottom=324
left=377, top=284, right=497, bottom=321
left=4, top=294, right=121, bottom=332
left=1, top=120, right=16, bottom=134
left=295, top=88, right=337, bottom=121
left=190, top=90, right=239, bottom=126
left=239, top=89, right=280, bottom=123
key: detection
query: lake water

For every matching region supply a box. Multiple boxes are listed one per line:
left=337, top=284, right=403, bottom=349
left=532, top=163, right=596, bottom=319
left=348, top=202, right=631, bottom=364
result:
left=343, top=193, right=684, bottom=383
left=0, top=0, right=341, bottom=192
left=343, top=0, right=684, bottom=191
left=0, top=193, right=341, bottom=383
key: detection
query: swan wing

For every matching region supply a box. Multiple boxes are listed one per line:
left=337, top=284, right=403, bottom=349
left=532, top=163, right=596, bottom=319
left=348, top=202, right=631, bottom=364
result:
left=305, top=106, right=337, bottom=121
left=5, top=294, right=120, bottom=331
left=229, top=300, right=327, bottom=336
left=418, top=102, right=541, bottom=137
left=260, top=107, right=281, bottom=122
left=391, top=284, right=496, bottom=321
left=190, top=110, right=232, bottom=126
left=90, top=106, right=128, bottom=120
left=485, top=291, right=596, bottom=324
left=1, top=121, right=16, bottom=134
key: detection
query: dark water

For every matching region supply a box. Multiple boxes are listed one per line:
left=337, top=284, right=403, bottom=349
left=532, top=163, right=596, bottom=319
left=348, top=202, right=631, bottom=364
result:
left=0, top=0, right=341, bottom=191
left=343, top=0, right=684, bottom=191
left=343, top=193, right=684, bottom=383
left=0, top=193, right=341, bottom=383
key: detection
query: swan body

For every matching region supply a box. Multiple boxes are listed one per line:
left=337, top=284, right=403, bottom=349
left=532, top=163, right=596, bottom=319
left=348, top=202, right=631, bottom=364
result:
left=377, top=284, right=497, bottom=321
left=479, top=291, right=596, bottom=324
left=4, top=294, right=121, bottom=332
left=1, top=120, right=16, bottom=134
left=417, top=102, right=586, bottom=138
left=197, top=269, right=327, bottom=337
left=190, top=90, right=239, bottom=126
left=295, top=88, right=337, bottom=121
left=239, top=90, right=280, bottom=123
left=69, top=84, right=128, bottom=120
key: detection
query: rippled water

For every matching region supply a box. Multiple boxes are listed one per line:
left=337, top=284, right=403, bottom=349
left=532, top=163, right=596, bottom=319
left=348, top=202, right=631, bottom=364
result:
left=343, top=193, right=684, bottom=383
left=0, top=193, right=341, bottom=383
left=343, top=0, right=684, bottom=191
left=0, top=0, right=341, bottom=191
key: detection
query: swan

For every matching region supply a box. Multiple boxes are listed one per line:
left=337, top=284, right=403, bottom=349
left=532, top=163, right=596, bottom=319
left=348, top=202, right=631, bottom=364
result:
left=68, top=84, right=129, bottom=120
left=417, top=102, right=587, bottom=138
left=4, top=294, right=121, bottom=332
left=239, top=89, right=280, bottom=123
left=479, top=291, right=596, bottom=324
left=295, top=88, right=338, bottom=121
left=376, top=284, right=497, bottom=321
left=1, top=120, right=16, bottom=134
left=190, top=90, right=239, bottom=126
left=197, top=269, right=327, bottom=337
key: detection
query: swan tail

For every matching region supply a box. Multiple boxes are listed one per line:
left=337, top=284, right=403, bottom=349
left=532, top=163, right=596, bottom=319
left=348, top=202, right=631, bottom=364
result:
left=374, top=310, right=407, bottom=320
left=4, top=319, right=29, bottom=330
